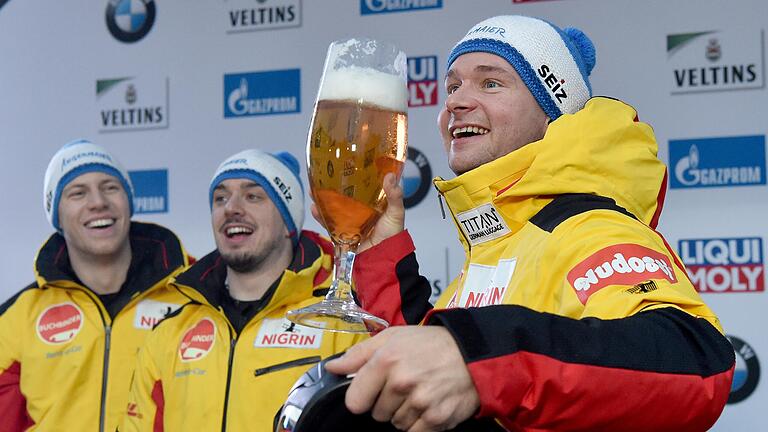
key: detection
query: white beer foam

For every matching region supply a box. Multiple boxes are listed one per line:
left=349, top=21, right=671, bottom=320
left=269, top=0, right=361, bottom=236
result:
left=318, top=66, right=408, bottom=112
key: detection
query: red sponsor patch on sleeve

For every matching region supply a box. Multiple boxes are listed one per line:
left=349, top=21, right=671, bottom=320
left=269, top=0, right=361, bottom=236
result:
left=567, top=244, right=677, bottom=304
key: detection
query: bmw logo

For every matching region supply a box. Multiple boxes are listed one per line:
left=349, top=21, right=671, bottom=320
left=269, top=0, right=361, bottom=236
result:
left=727, top=335, right=760, bottom=404
left=106, top=0, right=156, bottom=43
left=402, top=147, right=432, bottom=209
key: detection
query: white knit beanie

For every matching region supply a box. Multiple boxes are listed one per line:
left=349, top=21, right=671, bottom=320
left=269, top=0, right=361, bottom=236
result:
left=447, top=15, right=596, bottom=121
left=43, top=139, right=134, bottom=231
left=209, top=149, right=305, bottom=243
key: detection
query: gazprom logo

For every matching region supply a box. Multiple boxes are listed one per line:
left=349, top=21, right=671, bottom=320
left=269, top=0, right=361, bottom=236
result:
left=360, top=0, right=442, bottom=15
left=679, top=237, right=764, bottom=293
left=128, top=169, right=168, bottom=214
left=224, top=69, right=300, bottom=118
left=669, top=135, right=765, bottom=189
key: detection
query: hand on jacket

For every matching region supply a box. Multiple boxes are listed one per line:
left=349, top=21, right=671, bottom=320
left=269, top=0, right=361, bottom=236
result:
left=325, top=326, right=480, bottom=432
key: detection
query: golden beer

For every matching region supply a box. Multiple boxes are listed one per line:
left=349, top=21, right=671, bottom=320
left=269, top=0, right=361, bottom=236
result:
left=308, top=99, right=407, bottom=244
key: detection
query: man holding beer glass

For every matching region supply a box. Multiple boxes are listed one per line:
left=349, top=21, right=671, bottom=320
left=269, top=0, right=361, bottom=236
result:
left=325, top=15, right=735, bottom=432
left=121, top=150, right=363, bottom=432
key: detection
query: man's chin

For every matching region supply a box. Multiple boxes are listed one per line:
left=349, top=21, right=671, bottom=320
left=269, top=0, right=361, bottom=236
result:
left=220, top=251, right=261, bottom=274
left=448, top=158, right=479, bottom=176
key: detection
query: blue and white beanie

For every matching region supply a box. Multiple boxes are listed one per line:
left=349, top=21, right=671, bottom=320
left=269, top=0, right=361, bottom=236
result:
left=447, top=15, right=596, bottom=121
left=43, top=139, right=134, bottom=231
left=209, top=149, right=305, bottom=243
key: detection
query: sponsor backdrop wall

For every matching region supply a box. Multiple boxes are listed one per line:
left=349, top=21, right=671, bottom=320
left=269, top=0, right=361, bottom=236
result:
left=0, top=0, right=765, bottom=429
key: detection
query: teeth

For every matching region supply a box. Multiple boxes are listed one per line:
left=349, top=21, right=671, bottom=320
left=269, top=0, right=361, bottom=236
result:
left=86, top=219, right=115, bottom=228
left=452, top=126, right=489, bottom=138
left=226, top=226, right=253, bottom=236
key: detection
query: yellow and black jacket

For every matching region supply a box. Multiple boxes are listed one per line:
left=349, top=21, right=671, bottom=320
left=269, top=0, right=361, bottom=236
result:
left=354, top=98, right=735, bottom=431
left=121, top=231, right=364, bottom=432
left=0, top=222, right=190, bottom=432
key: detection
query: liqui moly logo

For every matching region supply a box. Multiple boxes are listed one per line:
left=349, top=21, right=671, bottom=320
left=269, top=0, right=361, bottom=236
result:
left=408, top=56, right=437, bottom=107
left=36, top=303, right=84, bottom=344
left=679, top=237, right=764, bottom=293
left=567, top=244, right=677, bottom=304
left=179, top=318, right=216, bottom=362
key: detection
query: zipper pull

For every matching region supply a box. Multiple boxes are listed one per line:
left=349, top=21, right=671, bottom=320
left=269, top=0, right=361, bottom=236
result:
left=434, top=184, right=446, bottom=220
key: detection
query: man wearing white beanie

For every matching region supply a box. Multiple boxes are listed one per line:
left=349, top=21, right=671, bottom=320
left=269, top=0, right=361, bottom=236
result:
left=327, top=15, right=734, bottom=431
left=0, top=140, right=191, bottom=432
left=122, top=149, right=364, bottom=432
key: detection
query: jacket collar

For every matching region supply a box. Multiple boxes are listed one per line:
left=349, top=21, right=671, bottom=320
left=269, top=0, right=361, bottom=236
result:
left=433, top=97, right=667, bottom=252
left=171, top=231, right=331, bottom=316
left=34, top=221, right=188, bottom=297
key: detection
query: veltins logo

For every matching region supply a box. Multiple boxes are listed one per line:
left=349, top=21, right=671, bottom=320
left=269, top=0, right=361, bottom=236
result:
left=361, top=0, right=442, bottom=15
left=567, top=244, right=677, bottom=304
left=36, top=303, right=84, bottom=344
left=179, top=318, right=216, bottom=362
left=402, top=146, right=432, bottom=209
left=679, top=237, right=764, bottom=293
left=669, top=135, right=766, bottom=189
left=408, top=56, right=438, bottom=107
left=106, top=0, right=156, bottom=43
left=667, top=29, right=764, bottom=94
left=226, top=0, right=302, bottom=34
left=728, top=335, right=760, bottom=404
left=128, top=169, right=169, bottom=214
left=97, top=77, right=169, bottom=132
left=224, top=69, right=300, bottom=118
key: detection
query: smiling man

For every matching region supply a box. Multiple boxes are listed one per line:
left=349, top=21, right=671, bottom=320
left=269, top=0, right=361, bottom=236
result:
left=0, top=140, right=191, bottom=432
left=326, top=15, right=736, bottom=432
left=121, top=149, right=362, bottom=432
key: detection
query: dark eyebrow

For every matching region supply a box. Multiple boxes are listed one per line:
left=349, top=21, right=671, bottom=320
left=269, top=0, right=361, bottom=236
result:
left=100, top=177, right=120, bottom=186
left=445, top=64, right=515, bottom=82
left=474, top=64, right=515, bottom=77
left=241, top=181, right=262, bottom=190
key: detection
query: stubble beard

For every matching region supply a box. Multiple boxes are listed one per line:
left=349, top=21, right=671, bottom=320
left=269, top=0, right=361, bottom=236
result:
left=220, top=248, right=270, bottom=274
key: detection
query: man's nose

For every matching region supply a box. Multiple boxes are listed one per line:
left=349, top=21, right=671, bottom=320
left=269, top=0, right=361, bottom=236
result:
left=445, top=85, right=476, bottom=113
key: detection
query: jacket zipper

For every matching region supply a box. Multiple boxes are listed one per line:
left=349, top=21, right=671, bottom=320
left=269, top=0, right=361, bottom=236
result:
left=221, top=328, right=238, bottom=432
left=435, top=183, right=447, bottom=220
left=434, top=183, right=471, bottom=253
left=254, top=356, right=321, bottom=377
left=99, top=324, right=112, bottom=432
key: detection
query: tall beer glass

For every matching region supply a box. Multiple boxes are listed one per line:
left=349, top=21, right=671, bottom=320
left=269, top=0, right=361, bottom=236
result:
left=286, top=38, right=408, bottom=333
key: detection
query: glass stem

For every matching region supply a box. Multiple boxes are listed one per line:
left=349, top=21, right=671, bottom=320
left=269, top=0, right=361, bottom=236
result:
left=327, top=242, right=356, bottom=302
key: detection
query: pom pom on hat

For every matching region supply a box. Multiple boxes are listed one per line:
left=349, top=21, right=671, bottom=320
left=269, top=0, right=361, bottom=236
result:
left=564, top=27, right=596, bottom=75
left=447, top=15, right=596, bottom=121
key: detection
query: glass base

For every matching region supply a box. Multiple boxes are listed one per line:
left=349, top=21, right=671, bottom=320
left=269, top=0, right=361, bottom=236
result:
left=286, top=300, right=388, bottom=333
